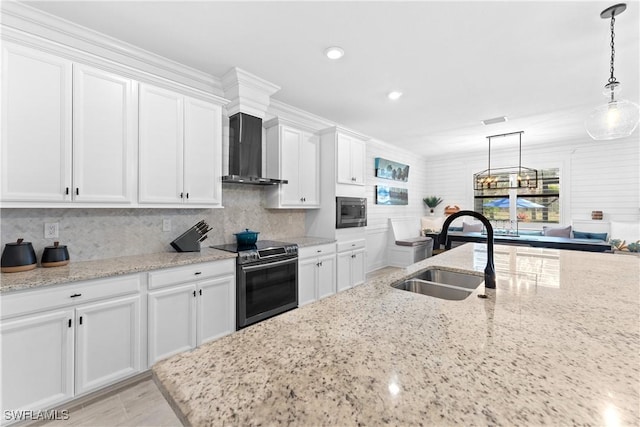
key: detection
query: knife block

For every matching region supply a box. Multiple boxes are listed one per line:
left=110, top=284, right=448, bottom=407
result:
left=170, top=227, right=202, bottom=252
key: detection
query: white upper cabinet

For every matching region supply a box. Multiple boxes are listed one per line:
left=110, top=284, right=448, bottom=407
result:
left=336, top=132, right=366, bottom=186
left=265, top=118, right=320, bottom=208
left=139, top=84, right=222, bottom=207
left=1, top=42, right=72, bottom=202
left=73, top=64, right=136, bottom=203
left=183, top=97, right=222, bottom=206
left=139, top=84, right=184, bottom=204
left=1, top=42, right=136, bottom=205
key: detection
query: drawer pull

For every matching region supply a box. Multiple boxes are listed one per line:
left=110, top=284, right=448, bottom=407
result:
left=199, top=289, right=202, bottom=296
left=68, top=319, right=72, bottom=328
left=317, top=250, right=322, bottom=253
left=194, top=272, right=202, bottom=275
left=79, top=316, right=83, bottom=325
left=70, top=293, right=82, bottom=298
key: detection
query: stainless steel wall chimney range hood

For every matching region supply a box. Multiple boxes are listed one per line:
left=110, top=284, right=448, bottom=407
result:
left=221, top=112, right=287, bottom=185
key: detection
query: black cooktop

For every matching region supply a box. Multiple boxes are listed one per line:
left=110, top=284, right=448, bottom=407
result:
left=210, top=240, right=295, bottom=253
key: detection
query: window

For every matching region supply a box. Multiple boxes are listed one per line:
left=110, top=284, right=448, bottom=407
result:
left=474, top=168, right=560, bottom=225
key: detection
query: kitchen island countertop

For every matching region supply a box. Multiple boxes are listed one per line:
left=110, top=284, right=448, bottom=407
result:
left=0, top=248, right=236, bottom=293
left=153, top=243, right=640, bottom=426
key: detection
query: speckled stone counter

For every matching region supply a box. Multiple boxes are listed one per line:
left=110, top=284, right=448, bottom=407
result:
left=284, top=236, right=336, bottom=248
left=153, top=244, right=639, bottom=426
left=0, top=248, right=236, bottom=293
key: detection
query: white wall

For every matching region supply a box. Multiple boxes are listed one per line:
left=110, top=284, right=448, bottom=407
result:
left=424, top=134, right=640, bottom=229
left=364, top=139, right=430, bottom=272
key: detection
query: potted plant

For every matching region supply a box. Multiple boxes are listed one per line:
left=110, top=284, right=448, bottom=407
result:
left=423, top=196, right=443, bottom=215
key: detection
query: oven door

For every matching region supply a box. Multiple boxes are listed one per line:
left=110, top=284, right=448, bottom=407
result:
left=237, top=256, right=298, bottom=329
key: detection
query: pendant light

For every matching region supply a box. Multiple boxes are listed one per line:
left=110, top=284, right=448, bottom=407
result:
left=473, top=131, right=538, bottom=190
left=585, top=3, right=640, bottom=140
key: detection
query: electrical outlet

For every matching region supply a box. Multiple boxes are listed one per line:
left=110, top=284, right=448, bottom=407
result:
left=44, top=222, right=59, bottom=239
left=162, top=219, right=171, bottom=232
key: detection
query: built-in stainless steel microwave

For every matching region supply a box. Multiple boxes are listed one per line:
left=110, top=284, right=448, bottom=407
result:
left=336, top=197, right=367, bottom=229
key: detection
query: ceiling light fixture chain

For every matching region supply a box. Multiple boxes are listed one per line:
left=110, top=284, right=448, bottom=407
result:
left=608, top=12, right=616, bottom=85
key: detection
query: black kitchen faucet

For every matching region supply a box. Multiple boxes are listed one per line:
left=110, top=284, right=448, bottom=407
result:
left=438, top=210, right=496, bottom=289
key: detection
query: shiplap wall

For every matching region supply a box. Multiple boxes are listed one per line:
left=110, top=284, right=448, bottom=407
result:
left=365, top=139, right=430, bottom=271
left=424, top=135, right=640, bottom=225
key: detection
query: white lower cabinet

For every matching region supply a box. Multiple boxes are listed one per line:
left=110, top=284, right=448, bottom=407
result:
left=197, top=275, right=235, bottom=345
left=147, top=260, right=235, bottom=365
left=148, top=284, right=197, bottom=365
left=75, top=295, right=140, bottom=395
left=1, top=309, right=75, bottom=414
left=0, top=275, right=142, bottom=418
left=336, top=240, right=366, bottom=292
left=298, top=244, right=336, bottom=306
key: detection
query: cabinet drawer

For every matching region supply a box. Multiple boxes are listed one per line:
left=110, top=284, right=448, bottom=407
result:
left=1, top=274, right=141, bottom=319
left=337, top=239, right=365, bottom=253
left=148, top=259, right=235, bottom=290
left=299, top=243, right=336, bottom=260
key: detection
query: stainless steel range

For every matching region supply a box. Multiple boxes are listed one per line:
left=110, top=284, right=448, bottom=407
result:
left=210, top=240, right=298, bottom=329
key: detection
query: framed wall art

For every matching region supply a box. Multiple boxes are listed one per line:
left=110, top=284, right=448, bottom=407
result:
left=376, top=185, right=408, bottom=205
left=375, top=157, right=409, bottom=182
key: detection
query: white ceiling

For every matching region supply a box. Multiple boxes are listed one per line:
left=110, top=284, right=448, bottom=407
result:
left=23, top=1, right=640, bottom=156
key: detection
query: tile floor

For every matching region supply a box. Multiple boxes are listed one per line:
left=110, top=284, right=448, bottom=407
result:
left=37, top=267, right=402, bottom=427
left=40, top=379, right=180, bottom=427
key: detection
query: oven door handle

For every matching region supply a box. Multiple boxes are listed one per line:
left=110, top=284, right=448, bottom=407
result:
left=241, top=257, right=297, bottom=272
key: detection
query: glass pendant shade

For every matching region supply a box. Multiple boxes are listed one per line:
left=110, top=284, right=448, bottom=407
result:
left=585, top=99, right=640, bottom=140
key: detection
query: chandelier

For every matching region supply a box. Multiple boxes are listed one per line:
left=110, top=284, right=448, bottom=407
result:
left=473, top=131, right=538, bottom=191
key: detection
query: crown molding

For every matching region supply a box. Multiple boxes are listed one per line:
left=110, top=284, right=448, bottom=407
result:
left=221, top=67, right=280, bottom=119
left=318, top=125, right=371, bottom=141
left=0, top=1, right=223, bottom=95
left=263, top=117, right=320, bottom=134
left=267, top=99, right=334, bottom=131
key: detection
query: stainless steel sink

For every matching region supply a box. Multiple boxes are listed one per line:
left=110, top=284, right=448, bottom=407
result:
left=391, top=267, right=484, bottom=300
left=412, top=268, right=484, bottom=290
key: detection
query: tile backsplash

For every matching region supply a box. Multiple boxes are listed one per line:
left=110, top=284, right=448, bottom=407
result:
left=0, top=185, right=305, bottom=262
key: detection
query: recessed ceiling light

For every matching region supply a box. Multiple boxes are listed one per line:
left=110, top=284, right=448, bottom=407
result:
left=481, top=116, right=508, bottom=125
left=388, top=91, right=403, bottom=100
left=324, top=47, right=344, bottom=60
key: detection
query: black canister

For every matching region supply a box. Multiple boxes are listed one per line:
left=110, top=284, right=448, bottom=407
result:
left=1, top=238, right=37, bottom=273
left=41, top=241, right=70, bottom=267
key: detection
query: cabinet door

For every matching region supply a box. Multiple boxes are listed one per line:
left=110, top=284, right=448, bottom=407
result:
left=1, top=43, right=72, bottom=202
left=73, top=64, right=136, bottom=203
left=183, top=97, right=222, bottom=206
left=299, top=132, right=320, bottom=206
left=1, top=309, right=74, bottom=413
left=197, top=275, right=235, bottom=346
left=336, top=133, right=353, bottom=185
left=336, top=251, right=352, bottom=292
left=350, top=138, right=366, bottom=185
left=139, top=84, right=183, bottom=204
left=75, top=295, right=140, bottom=395
left=298, top=257, right=318, bottom=306
left=317, top=254, right=336, bottom=299
left=351, top=249, right=366, bottom=287
left=280, top=126, right=302, bottom=206
left=148, top=284, right=196, bottom=365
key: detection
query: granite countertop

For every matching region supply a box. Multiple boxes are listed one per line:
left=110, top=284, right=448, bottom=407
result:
left=153, top=244, right=640, bottom=426
left=284, top=236, right=336, bottom=248
left=0, top=248, right=236, bottom=293
left=0, top=236, right=333, bottom=293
